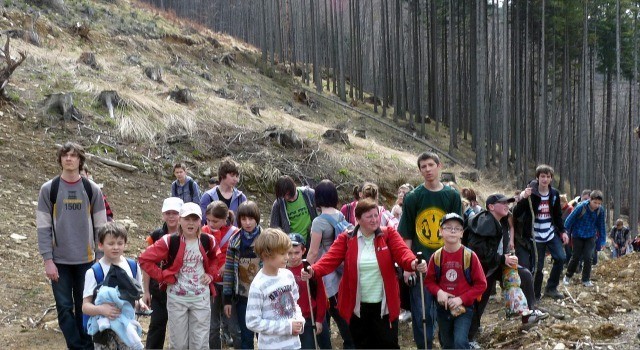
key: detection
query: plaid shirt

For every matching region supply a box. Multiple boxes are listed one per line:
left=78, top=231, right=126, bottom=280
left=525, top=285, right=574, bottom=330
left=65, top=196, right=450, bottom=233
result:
left=564, top=200, right=606, bottom=247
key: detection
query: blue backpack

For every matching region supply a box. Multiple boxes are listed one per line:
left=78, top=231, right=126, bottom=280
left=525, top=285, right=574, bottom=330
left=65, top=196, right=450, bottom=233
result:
left=319, top=213, right=353, bottom=248
left=82, top=258, right=138, bottom=331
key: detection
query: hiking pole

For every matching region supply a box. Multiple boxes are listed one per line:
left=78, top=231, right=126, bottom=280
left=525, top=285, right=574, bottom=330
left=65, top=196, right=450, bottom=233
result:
left=303, top=259, right=319, bottom=350
left=416, top=252, right=428, bottom=349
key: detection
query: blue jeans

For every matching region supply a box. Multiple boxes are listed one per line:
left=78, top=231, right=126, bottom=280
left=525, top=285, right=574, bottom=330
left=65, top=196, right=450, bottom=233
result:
left=300, top=317, right=332, bottom=349
left=436, top=305, right=474, bottom=350
left=52, top=262, right=94, bottom=350
left=409, top=282, right=436, bottom=349
left=534, top=234, right=565, bottom=297
left=236, top=297, right=256, bottom=349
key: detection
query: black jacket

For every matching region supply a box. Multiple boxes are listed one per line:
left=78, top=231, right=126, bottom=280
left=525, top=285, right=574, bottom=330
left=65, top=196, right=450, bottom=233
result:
left=512, top=180, right=566, bottom=240
left=465, top=210, right=509, bottom=277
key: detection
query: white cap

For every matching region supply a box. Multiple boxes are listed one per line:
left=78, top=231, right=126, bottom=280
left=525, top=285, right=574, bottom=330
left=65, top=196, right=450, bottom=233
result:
left=162, top=197, right=184, bottom=213
left=180, top=202, right=202, bottom=219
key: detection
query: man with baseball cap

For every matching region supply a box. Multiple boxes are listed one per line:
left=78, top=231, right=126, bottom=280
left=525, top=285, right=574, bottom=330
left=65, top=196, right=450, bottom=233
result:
left=465, top=193, right=546, bottom=345
left=142, top=197, right=183, bottom=349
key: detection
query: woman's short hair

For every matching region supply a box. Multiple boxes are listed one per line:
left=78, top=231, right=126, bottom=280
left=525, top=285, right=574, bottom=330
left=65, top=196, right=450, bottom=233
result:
left=314, top=180, right=339, bottom=209
left=355, top=198, right=378, bottom=219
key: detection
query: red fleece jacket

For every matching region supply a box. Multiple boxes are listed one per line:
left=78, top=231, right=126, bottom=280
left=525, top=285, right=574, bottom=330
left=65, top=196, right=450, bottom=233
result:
left=139, top=233, right=220, bottom=296
left=312, top=226, right=416, bottom=324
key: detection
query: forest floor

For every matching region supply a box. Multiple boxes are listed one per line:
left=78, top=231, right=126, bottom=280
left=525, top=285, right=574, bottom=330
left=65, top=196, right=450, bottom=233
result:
left=0, top=0, right=638, bottom=349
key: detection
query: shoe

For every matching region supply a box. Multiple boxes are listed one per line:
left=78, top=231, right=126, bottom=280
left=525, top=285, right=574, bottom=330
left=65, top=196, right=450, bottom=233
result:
left=583, top=281, right=594, bottom=287
left=399, top=310, right=411, bottom=322
left=563, top=276, right=570, bottom=285
left=522, top=309, right=549, bottom=324
left=545, top=289, right=565, bottom=300
left=469, top=341, right=481, bottom=349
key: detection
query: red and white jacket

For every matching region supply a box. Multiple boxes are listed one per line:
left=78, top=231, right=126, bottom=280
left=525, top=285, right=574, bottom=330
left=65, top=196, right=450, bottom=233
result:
left=139, top=233, right=220, bottom=296
left=312, top=225, right=415, bottom=324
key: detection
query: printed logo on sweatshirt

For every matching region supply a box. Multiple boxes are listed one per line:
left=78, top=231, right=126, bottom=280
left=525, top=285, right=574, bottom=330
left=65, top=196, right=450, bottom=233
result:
left=64, top=191, right=83, bottom=211
left=268, top=285, right=296, bottom=318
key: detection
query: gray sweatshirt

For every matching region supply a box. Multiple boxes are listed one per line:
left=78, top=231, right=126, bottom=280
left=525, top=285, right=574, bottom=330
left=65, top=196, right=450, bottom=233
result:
left=36, top=176, right=107, bottom=264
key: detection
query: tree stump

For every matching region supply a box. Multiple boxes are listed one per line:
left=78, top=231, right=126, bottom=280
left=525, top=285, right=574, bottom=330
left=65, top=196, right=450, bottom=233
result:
left=460, top=171, right=480, bottom=182
left=322, top=129, right=350, bottom=146
left=77, top=52, right=100, bottom=70
left=441, top=172, right=456, bottom=183
left=169, top=87, right=193, bottom=105
left=0, top=37, right=26, bottom=100
left=219, top=52, right=235, bottom=67
left=42, top=93, right=82, bottom=121
left=71, top=22, right=91, bottom=42
left=250, top=105, right=261, bottom=116
left=206, top=36, right=221, bottom=48
left=97, top=90, right=121, bottom=119
left=354, top=129, right=366, bottom=139
left=144, top=66, right=163, bottom=83
left=3, top=29, right=40, bottom=46
left=264, top=127, right=303, bottom=149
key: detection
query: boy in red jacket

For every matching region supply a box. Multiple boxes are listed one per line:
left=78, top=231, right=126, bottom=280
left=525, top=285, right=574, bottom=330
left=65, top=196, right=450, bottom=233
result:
left=425, top=213, right=487, bottom=350
left=287, top=233, right=331, bottom=349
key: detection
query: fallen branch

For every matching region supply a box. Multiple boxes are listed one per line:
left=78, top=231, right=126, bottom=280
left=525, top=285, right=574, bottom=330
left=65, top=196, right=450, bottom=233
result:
left=567, top=341, right=626, bottom=346
left=563, top=285, right=578, bottom=304
left=33, top=305, right=56, bottom=328
left=55, top=144, right=138, bottom=172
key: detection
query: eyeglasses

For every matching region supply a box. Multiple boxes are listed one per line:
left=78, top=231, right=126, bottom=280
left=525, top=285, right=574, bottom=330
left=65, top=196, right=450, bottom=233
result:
left=441, top=226, right=463, bottom=233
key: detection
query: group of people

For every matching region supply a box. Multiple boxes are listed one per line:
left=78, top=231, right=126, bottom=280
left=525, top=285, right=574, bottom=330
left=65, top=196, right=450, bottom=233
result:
left=37, top=142, right=633, bottom=350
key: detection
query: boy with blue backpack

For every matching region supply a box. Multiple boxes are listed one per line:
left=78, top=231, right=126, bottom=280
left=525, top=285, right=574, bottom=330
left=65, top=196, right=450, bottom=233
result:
left=82, top=221, right=148, bottom=350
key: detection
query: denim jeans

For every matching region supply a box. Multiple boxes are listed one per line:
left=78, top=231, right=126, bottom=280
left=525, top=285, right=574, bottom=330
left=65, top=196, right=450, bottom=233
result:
left=566, top=236, right=596, bottom=282
left=210, top=284, right=241, bottom=349
left=236, top=297, right=256, bottom=349
left=436, top=304, right=474, bottom=350
left=327, top=295, right=354, bottom=349
left=51, top=262, right=94, bottom=350
left=409, top=282, right=436, bottom=349
left=300, top=317, right=332, bottom=349
left=534, top=234, right=566, bottom=297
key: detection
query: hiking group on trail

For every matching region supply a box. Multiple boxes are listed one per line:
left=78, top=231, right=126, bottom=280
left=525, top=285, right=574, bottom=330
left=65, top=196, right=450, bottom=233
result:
left=37, top=142, right=637, bottom=350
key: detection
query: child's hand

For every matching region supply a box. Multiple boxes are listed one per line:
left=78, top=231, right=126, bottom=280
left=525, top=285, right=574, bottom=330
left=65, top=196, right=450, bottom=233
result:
left=447, top=297, right=463, bottom=311
left=224, top=305, right=232, bottom=318
left=141, top=292, right=151, bottom=307
left=100, top=303, right=121, bottom=320
left=315, top=321, right=323, bottom=335
left=436, top=290, right=453, bottom=309
left=136, top=299, right=150, bottom=312
left=291, top=320, right=304, bottom=335
left=199, top=274, right=212, bottom=285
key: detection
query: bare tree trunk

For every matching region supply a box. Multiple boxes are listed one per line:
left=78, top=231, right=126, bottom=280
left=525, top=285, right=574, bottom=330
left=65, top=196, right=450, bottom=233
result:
left=613, top=0, right=622, bottom=223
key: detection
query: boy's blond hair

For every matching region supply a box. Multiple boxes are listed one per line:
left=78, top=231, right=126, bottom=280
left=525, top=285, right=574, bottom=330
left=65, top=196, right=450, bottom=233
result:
left=254, top=228, right=292, bottom=259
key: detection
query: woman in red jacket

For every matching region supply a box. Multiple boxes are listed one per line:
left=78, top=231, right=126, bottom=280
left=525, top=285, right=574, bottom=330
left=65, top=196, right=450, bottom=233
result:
left=302, top=198, right=427, bottom=349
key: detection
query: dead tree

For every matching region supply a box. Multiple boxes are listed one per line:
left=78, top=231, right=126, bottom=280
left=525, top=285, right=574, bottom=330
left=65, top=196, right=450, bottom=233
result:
left=77, top=52, right=100, bottom=70
left=97, top=90, right=121, bottom=119
left=0, top=37, right=26, bottom=100
left=169, top=86, right=193, bottom=105
left=42, top=93, right=82, bottom=121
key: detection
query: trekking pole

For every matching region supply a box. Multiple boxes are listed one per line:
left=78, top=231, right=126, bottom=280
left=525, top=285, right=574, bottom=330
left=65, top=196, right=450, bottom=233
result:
left=416, top=252, right=428, bottom=349
left=303, top=259, right=319, bottom=350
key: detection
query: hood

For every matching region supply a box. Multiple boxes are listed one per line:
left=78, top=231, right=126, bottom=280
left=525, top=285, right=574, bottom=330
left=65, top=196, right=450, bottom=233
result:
left=467, top=210, right=501, bottom=238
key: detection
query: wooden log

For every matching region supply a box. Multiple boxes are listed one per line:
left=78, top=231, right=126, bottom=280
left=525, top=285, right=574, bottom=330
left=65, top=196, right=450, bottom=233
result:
left=55, top=144, right=138, bottom=172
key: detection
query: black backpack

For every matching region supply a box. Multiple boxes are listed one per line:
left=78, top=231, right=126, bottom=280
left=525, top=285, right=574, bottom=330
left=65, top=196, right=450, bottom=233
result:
left=166, top=233, right=213, bottom=268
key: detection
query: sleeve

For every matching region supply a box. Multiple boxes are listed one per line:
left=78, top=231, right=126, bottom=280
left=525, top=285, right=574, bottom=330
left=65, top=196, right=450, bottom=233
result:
left=450, top=190, right=463, bottom=216
left=136, top=262, right=145, bottom=294
left=139, top=238, right=171, bottom=283
left=36, top=182, right=54, bottom=260
left=424, top=255, right=440, bottom=297
left=205, top=235, right=220, bottom=279
left=551, top=191, right=566, bottom=234
left=292, top=276, right=305, bottom=326
left=609, top=227, right=616, bottom=240
left=386, top=227, right=416, bottom=271
left=223, top=240, right=238, bottom=304
left=458, top=253, right=488, bottom=306
left=171, top=181, right=177, bottom=197
left=90, top=184, right=108, bottom=260
left=312, top=233, right=348, bottom=277
left=199, top=190, right=212, bottom=224
left=83, top=268, right=98, bottom=299
left=512, top=199, right=528, bottom=222
left=245, top=277, right=295, bottom=335
left=597, top=210, right=607, bottom=247
left=192, top=180, right=202, bottom=204
left=269, top=200, right=281, bottom=229
left=564, top=202, right=580, bottom=232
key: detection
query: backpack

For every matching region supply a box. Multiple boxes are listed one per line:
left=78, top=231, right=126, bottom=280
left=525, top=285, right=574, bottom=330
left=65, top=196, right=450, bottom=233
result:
left=577, top=203, right=603, bottom=220
left=318, top=213, right=352, bottom=249
left=82, top=258, right=138, bottom=331
left=172, top=179, right=196, bottom=200
left=344, top=202, right=354, bottom=225
left=432, top=246, right=473, bottom=285
left=49, top=175, right=94, bottom=244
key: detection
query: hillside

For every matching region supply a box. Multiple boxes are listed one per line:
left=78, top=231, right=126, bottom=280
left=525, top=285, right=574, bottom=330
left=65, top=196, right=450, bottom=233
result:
left=0, top=1, right=638, bottom=349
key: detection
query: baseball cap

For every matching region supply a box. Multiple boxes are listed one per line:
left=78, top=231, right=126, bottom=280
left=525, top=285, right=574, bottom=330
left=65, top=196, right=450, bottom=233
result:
left=180, top=202, right=202, bottom=219
left=288, top=233, right=306, bottom=246
left=440, top=213, right=464, bottom=227
left=162, top=197, right=184, bottom=213
left=486, top=194, right=515, bottom=207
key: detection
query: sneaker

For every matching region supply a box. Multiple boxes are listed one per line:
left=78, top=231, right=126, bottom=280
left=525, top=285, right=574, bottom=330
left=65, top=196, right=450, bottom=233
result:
left=522, top=309, right=549, bottom=324
left=469, top=341, right=481, bottom=349
left=399, top=310, right=412, bottom=322
left=583, top=281, right=594, bottom=287
left=545, top=289, right=565, bottom=300
left=563, top=276, right=570, bottom=285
